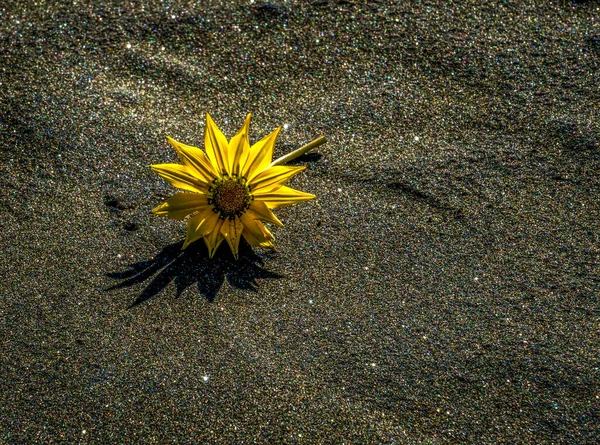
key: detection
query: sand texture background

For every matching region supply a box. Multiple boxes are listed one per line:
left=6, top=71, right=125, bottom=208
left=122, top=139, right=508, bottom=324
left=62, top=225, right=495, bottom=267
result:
left=1, top=0, right=599, bottom=443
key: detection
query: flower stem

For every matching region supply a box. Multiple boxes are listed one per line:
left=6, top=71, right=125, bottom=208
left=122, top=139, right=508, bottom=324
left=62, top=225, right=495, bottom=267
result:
left=270, top=136, right=327, bottom=167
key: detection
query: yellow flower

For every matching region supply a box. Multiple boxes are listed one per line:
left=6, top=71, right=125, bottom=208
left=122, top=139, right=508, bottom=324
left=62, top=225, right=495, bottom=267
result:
left=151, top=113, right=316, bottom=259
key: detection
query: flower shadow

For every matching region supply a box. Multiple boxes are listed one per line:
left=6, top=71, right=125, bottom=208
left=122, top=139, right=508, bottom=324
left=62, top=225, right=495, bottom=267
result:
left=106, top=240, right=283, bottom=306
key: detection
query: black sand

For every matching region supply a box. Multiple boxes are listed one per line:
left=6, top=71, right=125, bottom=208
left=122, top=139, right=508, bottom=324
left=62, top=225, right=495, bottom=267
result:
left=1, top=1, right=599, bottom=443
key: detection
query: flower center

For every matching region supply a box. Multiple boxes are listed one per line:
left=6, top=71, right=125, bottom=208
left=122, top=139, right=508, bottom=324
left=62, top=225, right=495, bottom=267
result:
left=208, top=176, right=252, bottom=219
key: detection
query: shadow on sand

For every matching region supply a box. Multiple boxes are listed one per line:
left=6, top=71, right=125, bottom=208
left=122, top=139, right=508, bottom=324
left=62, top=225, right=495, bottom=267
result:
left=106, top=240, right=283, bottom=306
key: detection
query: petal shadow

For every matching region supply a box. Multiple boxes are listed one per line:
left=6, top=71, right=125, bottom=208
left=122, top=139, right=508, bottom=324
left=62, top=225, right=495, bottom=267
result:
left=106, top=240, right=283, bottom=306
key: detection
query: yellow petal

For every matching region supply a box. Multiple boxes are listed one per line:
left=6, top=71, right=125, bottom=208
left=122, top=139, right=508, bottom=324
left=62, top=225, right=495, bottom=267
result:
left=151, top=193, right=209, bottom=221
left=242, top=126, right=281, bottom=181
left=253, top=185, right=316, bottom=209
left=166, top=136, right=218, bottom=183
left=204, top=218, right=225, bottom=258
left=182, top=208, right=220, bottom=250
left=248, top=200, right=283, bottom=227
left=228, top=113, right=251, bottom=177
left=240, top=213, right=275, bottom=248
left=249, top=165, right=306, bottom=193
left=151, top=163, right=207, bottom=193
left=204, top=113, right=230, bottom=175
left=220, top=217, right=244, bottom=259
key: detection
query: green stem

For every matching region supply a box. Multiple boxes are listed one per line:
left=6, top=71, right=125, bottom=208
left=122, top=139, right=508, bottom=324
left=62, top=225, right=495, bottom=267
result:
left=269, top=136, right=327, bottom=167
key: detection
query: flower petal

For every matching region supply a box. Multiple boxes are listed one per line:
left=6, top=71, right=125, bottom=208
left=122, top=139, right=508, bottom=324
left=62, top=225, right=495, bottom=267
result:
left=228, top=113, right=251, bottom=177
left=152, top=193, right=209, bottom=221
left=242, top=126, right=281, bottom=181
left=204, top=218, right=225, bottom=258
left=253, top=185, right=316, bottom=209
left=151, top=163, right=207, bottom=193
left=166, top=136, right=218, bottom=183
left=248, top=200, right=283, bottom=227
left=182, top=208, right=220, bottom=250
left=220, top=217, right=244, bottom=259
left=204, top=113, right=230, bottom=175
left=240, top=213, right=275, bottom=248
left=249, top=165, right=306, bottom=193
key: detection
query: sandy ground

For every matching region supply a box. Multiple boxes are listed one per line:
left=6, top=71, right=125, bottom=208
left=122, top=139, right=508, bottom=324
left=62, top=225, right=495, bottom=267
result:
left=1, top=1, right=599, bottom=443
